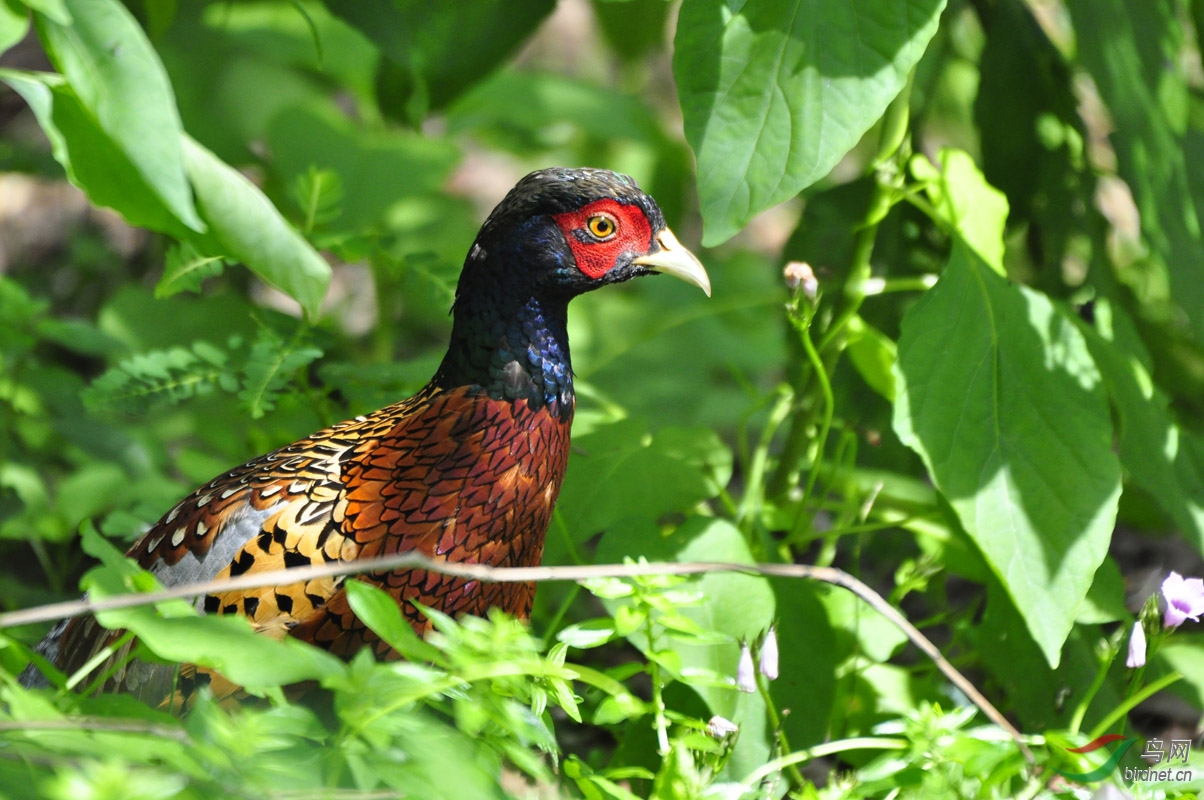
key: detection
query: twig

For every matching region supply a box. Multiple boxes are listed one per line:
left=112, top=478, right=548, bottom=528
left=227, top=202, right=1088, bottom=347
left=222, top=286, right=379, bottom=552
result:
left=0, top=553, right=1033, bottom=762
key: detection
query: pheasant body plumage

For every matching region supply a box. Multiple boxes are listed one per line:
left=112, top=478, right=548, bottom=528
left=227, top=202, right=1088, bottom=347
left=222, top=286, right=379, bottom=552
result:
left=23, top=167, right=709, bottom=703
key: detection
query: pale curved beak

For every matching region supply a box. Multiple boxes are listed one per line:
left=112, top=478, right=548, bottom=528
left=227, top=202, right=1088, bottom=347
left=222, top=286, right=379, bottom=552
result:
left=633, top=228, right=711, bottom=297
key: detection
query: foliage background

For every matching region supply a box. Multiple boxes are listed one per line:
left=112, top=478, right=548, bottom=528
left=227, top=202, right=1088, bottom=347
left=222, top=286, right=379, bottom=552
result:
left=1, top=0, right=1204, bottom=797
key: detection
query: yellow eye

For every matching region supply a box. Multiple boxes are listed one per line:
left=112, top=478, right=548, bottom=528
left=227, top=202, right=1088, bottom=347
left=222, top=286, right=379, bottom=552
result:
left=587, top=214, right=617, bottom=239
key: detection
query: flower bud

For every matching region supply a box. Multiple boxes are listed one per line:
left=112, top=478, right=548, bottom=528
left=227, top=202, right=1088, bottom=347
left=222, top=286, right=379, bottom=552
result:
left=783, top=261, right=818, bottom=300
left=759, top=626, right=779, bottom=681
left=1126, top=620, right=1146, bottom=668
left=736, top=642, right=756, bottom=693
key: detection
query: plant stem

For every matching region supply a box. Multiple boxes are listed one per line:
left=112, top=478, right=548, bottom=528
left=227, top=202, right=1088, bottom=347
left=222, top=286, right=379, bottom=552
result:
left=645, top=614, right=671, bottom=755
left=736, top=386, right=794, bottom=533
left=767, top=142, right=903, bottom=503
left=740, top=736, right=909, bottom=787
left=1068, top=639, right=1119, bottom=735
left=757, top=669, right=806, bottom=792
left=796, top=305, right=834, bottom=519
left=1088, top=671, right=1183, bottom=742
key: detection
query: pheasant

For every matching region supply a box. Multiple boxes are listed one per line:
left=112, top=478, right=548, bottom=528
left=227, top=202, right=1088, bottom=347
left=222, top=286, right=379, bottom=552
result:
left=20, top=167, right=709, bottom=703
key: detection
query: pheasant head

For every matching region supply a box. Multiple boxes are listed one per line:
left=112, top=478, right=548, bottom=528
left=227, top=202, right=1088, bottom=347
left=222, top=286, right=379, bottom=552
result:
left=436, top=167, right=710, bottom=410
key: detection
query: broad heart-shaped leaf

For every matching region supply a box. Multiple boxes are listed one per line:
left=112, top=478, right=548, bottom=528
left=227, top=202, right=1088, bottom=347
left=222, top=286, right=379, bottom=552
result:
left=892, top=243, right=1121, bottom=667
left=675, top=0, right=945, bottom=245
left=182, top=136, right=331, bottom=319
left=34, top=0, right=203, bottom=233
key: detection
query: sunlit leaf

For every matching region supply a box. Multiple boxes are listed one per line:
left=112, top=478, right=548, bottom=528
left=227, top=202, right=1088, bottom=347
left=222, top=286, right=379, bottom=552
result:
left=893, top=243, right=1121, bottom=666
left=182, top=135, right=331, bottom=319
left=34, top=0, right=203, bottom=231
left=675, top=0, right=945, bottom=244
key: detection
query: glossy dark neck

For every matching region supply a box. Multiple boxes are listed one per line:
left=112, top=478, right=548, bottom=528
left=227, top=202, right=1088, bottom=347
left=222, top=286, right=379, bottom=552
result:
left=433, top=273, right=575, bottom=416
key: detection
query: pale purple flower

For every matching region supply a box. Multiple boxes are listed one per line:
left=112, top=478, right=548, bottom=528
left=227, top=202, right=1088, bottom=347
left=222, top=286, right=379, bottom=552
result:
left=1126, top=621, right=1146, bottom=668
left=759, top=626, right=779, bottom=681
left=736, top=642, right=756, bottom=693
left=706, top=715, right=739, bottom=738
left=1161, top=572, right=1204, bottom=628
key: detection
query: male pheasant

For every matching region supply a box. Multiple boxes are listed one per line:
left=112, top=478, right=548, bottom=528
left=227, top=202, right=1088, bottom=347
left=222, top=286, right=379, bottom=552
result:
left=21, top=167, right=709, bottom=702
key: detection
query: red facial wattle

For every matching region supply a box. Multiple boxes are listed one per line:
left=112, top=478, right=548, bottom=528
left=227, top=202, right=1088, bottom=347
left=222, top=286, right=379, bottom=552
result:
left=553, top=198, right=653, bottom=280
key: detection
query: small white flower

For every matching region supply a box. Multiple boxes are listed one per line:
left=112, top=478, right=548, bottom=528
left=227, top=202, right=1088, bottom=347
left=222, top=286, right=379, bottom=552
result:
left=706, top=715, right=739, bottom=738
left=1126, top=621, right=1146, bottom=669
left=736, top=642, right=756, bottom=693
left=759, top=626, right=779, bottom=681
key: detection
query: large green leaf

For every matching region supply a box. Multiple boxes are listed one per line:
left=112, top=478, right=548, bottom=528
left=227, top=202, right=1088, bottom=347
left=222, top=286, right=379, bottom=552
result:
left=34, top=0, right=203, bottom=232
left=0, top=0, right=28, bottom=55
left=675, top=0, right=945, bottom=244
left=0, top=70, right=191, bottom=236
left=182, top=136, right=331, bottom=319
left=892, top=243, right=1121, bottom=666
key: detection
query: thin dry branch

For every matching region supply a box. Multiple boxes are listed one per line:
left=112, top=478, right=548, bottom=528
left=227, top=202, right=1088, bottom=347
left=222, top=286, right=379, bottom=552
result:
left=0, top=553, right=1034, bottom=762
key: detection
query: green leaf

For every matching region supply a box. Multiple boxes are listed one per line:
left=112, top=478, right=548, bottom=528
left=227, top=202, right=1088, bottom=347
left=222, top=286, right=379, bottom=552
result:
left=845, top=314, right=897, bottom=401
left=292, top=166, right=344, bottom=233
left=182, top=135, right=331, bottom=319
left=675, top=0, right=945, bottom=245
left=0, top=70, right=191, bottom=236
left=34, top=0, right=203, bottom=232
left=592, top=0, right=670, bottom=64
left=324, top=0, right=555, bottom=122
left=910, top=148, right=1009, bottom=275
left=81, top=342, right=230, bottom=415
left=556, top=618, right=618, bottom=650
left=893, top=243, right=1121, bottom=666
left=237, top=330, right=322, bottom=419
left=155, top=241, right=225, bottom=299
left=20, top=0, right=68, bottom=24
left=1079, top=300, right=1204, bottom=551
left=343, top=579, right=443, bottom=663
left=0, top=0, right=29, bottom=55
left=445, top=69, right=666, bottom=147
left=266, top=105, right=459, bottom=234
